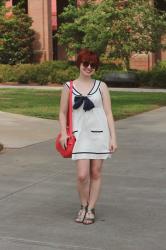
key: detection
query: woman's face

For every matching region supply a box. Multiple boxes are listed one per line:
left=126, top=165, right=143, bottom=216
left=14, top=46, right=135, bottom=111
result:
left=80, top=61, right=96, bottom=77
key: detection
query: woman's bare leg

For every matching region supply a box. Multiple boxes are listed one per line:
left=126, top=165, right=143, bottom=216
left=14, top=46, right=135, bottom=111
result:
left=76, top=159, right=90, bottom=207
left=83, top=159, right=103, bottom=224
left=88, top=159, right=103, bottom=209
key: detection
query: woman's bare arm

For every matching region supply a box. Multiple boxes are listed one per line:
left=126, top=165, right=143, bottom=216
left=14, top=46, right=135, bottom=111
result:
left=100, top=82, right=117, bottom=152
left=59, top=84, right=70, bottom=148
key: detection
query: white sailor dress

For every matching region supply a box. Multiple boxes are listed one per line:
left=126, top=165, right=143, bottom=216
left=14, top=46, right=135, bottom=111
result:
left=65, top=80, right=112, bottom=160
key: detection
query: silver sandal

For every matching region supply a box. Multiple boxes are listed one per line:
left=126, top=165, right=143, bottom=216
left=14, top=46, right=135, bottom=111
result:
left=75, top=205, right=87, bottom=223
left=83, top=208, right=95, bottom=225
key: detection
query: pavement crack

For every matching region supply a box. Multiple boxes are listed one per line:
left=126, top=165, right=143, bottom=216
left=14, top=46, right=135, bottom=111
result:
left=0, top=172, right=61, bottom=203
left=0, top=236, right=105, bottom=250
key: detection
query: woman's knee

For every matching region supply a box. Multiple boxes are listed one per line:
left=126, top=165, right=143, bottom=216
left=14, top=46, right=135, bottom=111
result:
left=90, top=160, right=103, bottom=180
left=78, top=173, right=89, bottom=183
left=77, top=160, right=90, bottom=183
left=91, top=169, right=101, bottom=180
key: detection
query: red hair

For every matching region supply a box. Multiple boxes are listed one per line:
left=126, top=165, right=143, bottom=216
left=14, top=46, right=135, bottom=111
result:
left=76, top=49, right=100, bottom=70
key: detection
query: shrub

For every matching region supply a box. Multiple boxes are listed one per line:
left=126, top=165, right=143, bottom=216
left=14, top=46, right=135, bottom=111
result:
left=50, top=67, right=78, bottom=84
left=138, top=61, right=166, bottom=88
left=0, top=61, right=79, bottom=85
left=0, top=75, right=3, bottom=83
left=0, top=5, right=35, bottom=64
left=15, top=64, right=33, bottom=84
left=0, top=64, right=16, bottom=81
left=0, top=60, right=165, bottom=88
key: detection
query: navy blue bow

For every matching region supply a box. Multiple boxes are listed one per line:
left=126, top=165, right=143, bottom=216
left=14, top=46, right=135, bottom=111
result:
left=73, top=96, right=95, bottom=111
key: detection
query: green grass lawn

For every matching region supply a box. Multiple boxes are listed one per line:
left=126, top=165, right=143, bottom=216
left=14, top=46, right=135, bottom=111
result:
left=0, top=88, right=166, bottom=120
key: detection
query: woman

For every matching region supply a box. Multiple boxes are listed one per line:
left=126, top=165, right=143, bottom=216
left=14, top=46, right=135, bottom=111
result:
left=59, top=49, right=117, bottom=225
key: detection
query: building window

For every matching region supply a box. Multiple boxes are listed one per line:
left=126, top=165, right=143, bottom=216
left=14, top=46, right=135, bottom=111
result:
left=53, top=0, right=77, bottom=60
left=12, top=0, right=28, bottom=13
left=155, top=0, right=166, bottom=11
left=57, top=0, right=70, bottom=26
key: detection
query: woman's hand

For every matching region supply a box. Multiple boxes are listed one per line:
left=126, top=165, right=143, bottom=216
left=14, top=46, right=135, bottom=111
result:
left=60, top=133, right=69, bottom=150
left=109, top=138, right=117, bottom=153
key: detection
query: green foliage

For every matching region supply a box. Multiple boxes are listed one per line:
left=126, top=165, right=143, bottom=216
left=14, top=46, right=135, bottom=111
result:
left=0, top=64, right=16, bottom=81
left=0, top=0, right=5, bottom=7
left=138, top=61, right=166, bottom=88
left=56, top=0, right=166, bottom=69
left=0, top=60, right=166, bottom=88
left=94, top=62, right=123, bottom=80
left=0, top=61, right=79, bottom=85
left=0, top=4, right=35, bottom=64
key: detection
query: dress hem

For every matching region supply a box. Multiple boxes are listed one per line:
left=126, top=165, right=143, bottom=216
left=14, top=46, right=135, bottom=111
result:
left=72, top=153, right=112, bottom=160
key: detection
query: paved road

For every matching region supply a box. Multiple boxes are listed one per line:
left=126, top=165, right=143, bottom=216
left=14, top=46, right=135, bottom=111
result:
left=0, top=107, right=166, bottom=250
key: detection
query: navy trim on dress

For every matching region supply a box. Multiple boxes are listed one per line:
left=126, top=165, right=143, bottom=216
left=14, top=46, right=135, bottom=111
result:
left=88, top=81, right=101, bottom=95
left=65, top=82, right=81, bottom=96
left=64, top=82, right=69, bottom=88
left=72, top=80, right=96, bottom=96
left=99, top=87, right=103, bottom=102
left=66, top=80, right=97, bottom=96
left=72, top=152, right=111, bottom=155
left=72, top=86, right=82, bottom=96
left=65, top=80, right=103, bottom=97
left=87, top=80, right=96, bottom=95
left=91, top=130, right=103, bottom=133
left=72, top=130, right=78, bottom=134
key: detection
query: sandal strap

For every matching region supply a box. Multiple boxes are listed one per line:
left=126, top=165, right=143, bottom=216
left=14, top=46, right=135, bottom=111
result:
left=80, top=205, right=89, bottom=212
left=81, top=205, right=87, bottom=209
left=87, top=208, right=95, bottom=214
left=75, top=205, right=88, bottom=223
left=83, top=209, right=95, bottom=224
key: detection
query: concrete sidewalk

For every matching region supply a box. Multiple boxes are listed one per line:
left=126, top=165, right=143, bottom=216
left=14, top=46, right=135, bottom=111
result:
left=0, top=107, right=166, bottom=250
left=0, top=111, right=59, bottom=148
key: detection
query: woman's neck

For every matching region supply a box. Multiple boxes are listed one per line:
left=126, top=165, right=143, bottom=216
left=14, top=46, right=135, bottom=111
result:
left=77, top=74, right=92, bottom=83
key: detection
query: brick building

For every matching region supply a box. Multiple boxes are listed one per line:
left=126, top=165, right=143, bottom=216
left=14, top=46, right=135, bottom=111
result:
left=5, top=0, right=166, bottom=71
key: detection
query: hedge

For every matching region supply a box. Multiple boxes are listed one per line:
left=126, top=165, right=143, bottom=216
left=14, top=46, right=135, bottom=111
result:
left=138, top=61, right=166, bottom=89
left=0, top=60, right=166, bottom=88
left=0, top=61, right=79, bottom=85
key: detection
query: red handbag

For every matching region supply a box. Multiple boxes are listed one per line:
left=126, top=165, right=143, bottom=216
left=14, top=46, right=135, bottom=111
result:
left=55, top=80, right=76, bottom=158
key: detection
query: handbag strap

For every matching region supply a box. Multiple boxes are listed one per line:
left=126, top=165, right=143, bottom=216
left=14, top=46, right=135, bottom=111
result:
left=68, top=80, right=73, bottom=136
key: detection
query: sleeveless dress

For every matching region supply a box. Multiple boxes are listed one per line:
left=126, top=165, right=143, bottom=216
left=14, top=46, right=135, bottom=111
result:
left=65, top=80, right=112, bottom=160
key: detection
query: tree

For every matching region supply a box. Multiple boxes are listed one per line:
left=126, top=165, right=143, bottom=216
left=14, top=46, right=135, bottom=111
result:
left=56, top=0, right=166, bottom=69
left=0, top=0, right=5, bottom=7
left=0, top=3, right=35, bottom=64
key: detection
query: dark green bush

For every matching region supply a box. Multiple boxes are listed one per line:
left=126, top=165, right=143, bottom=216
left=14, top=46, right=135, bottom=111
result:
left=17, top=73, right=30, bottom=84
left=0, top=5, right=35, bottom=64
left=0, top=64, right=16, bottom=82
left=0, top=75, right=2, bottom=83
left=32, top=62, right=78, bottom=84
left=0, top=60, right=165, bottom=88
left=0, top=61, right=79, bottom=85
left=51, top=67, right=78, bottom=83
left=138, top=61, right=166, bottom=88
left=15, top=64, right=33, bottom=84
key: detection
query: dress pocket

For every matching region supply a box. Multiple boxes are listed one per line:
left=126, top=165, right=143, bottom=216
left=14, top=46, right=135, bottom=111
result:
left=72, top=130, right=78, bottom=134
left=90, top=130, right=104, bottom=142
left=91, top=130, right=103, bottom=133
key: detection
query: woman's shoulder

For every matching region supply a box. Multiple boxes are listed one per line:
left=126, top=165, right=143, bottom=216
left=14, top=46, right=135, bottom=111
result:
left=64, top=81, right=70, bottom=88
left=64, top=81, right=75, bottom=91
left=65, top=80, right=76, bottom=87
left=96, top=80, right=108, bottom=89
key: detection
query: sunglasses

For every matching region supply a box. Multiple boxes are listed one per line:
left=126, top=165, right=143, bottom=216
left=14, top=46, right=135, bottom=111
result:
left=82, top=61, right=96, bottom=69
